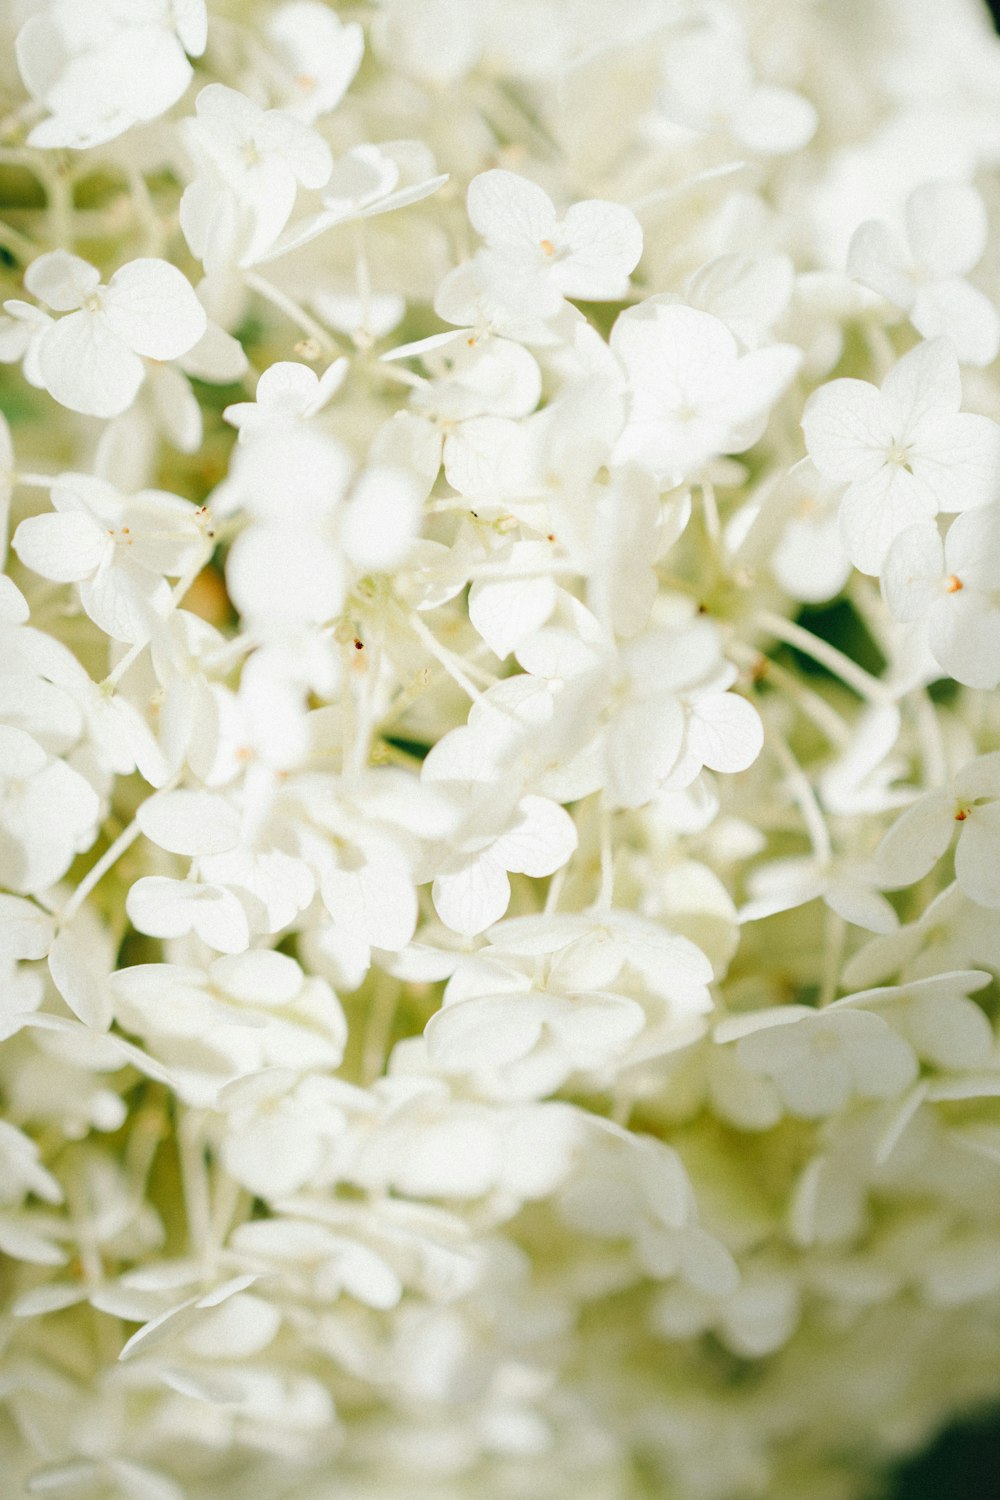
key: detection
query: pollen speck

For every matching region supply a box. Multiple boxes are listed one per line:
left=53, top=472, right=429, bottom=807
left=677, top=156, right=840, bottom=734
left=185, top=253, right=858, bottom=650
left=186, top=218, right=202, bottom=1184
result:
left=540, top=238, right=555, bottom=256
left=945, top=574, right=963, bottom=592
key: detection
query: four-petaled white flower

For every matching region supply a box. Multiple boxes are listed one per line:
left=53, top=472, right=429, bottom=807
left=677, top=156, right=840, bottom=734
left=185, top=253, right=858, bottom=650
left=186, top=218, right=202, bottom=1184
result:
left=848, top=181, right=1000, bottom=367
left=440, top=169, right=643, bottom=332
left=611, top=302, right=801, bottom=483
left=3, top=252, right=207, bottom=419
left=16, top=0, right=208, bottom=149
left=802, top=337, right=1000, bottom=574
left=181, top=83, right=332, bottom=267
left=13, top=475, right=205, bottom=644
left=716, top=1005, right=918, bottom=1119
left=881, top=506, right=1000, bottom=688
left=266, top=1, right=364, bottom=122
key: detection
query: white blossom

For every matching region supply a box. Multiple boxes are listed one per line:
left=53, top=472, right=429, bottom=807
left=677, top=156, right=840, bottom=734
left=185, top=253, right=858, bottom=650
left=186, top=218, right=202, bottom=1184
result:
left=802, top=337, right=1000, bottom=573
left=4, top=252, right=207, bottom=419
left=611, top=301, right=800, bottom=483
left=876, top=751, right=1000, bottom=908
left=848, top=181, right=1000, bottom=367
left=881, top=507, right=1000, bottom=688
left=16, top=0, right=207, bottom=149
left=3, top=4, right=1000, bottom=1496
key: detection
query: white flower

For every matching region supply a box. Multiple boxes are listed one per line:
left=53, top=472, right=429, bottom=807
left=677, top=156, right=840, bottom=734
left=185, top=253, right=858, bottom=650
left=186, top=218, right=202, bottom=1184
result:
left=716, top=1006, right=918, bottom=1119
left=13, top=474, right=205, bottom=643
left=611, top=301, right=800, bottom=483
left=16, top=0, right=207, bottom=149
left=848, top=181, right=1000, bottom=367
left=265, top=1, right=364, bottom=121
left=0, top=726, right=100, bottom=894
left=827, top=970, right=994, bottom=1073
left=223, top=358, right=347, bottom=439
left=658, top=18, right=817, bottom=155
left=802, top=337, right=1000, bottom=573
left=422, top=911, right=711, bottom=1100
left=465, top=169, right=643, bottom=315
left=880, top=507, right=1000, bottom=688
left=517, top=604, right=763, bottom=809
left=111, top=951, right=347, bottom=1105
left=875, top=751, right=1000, bottom=908
left=181, top=84, right=332, bottom=267
left=216, top=1069, right=362, bottom=1198
left=765, top=460, right=853, bottom=604
left=4, top=252, right=206, bottom=419
left=423, top=777, right=578, bottom=938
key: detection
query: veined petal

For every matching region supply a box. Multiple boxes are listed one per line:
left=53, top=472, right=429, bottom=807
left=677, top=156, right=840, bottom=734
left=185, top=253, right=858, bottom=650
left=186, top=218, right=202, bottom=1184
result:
left=802, top=378, right=891, bottom=482
left=434, top=854, right=512, bottom=936
left=467, top=169, right=556, bottom=248
left=103, top=260, right=207, bottom=360
left=839, top=464, right=937, bottom=574
left=909, top=411, right=1000, bottom=513
left=882, top=337, right=961, bottom=435
left=493, top=796, right=578, bottom=878
left=38, top=311, right=144, bottom=418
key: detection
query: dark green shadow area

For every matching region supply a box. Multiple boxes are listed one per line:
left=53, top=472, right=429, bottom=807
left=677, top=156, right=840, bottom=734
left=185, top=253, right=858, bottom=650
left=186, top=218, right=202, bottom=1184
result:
left=887, top=1412, right=1000, bottom=1498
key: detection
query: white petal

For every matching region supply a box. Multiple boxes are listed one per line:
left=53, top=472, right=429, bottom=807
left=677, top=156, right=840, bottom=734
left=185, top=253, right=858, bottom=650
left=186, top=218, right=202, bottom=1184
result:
left=802, top=378, right=891, bottom=482
left=48, top=926, right=111, bottom=1030
left=846, top=220, right=914, bottom=308
left=38, top=312, right=144, bottom=418
left=469, top=571, right=557, bottom=659
left=126, top=877, right=250, bottom=953
left=23, top=251, right=99, bottom=312
left=909, top=411, right=1000, bottom=513
left=882, top=337, right=961, bottom=434
left=912, top=279, right=1000, bottom=368
left=103, top=260, right=207, bottom=360
left=907, top=991, right=993, bottom=1070
left=80, top=554, right=166, bottom=645
left=930, top=589, right=1000, bottom=689
left=875, top=791, right=955, bottom=888
left=955, top=802, right=1000, bottom=907
left=493, top=796, right=578, bottom=878
left=0, top=894, right=55, bottom=960
left=426, top=993, right=548, bottom=1070
left=341, top=467, right=421, bottom=572
left=433, top=855, right=512, bottom=937
left=556, top=200, right=643, bottom=300
left=686, top=692, right=763, bottom=774
left=13, top=510, right=106, bottom=583
left=881, top=523, right=944, bottom=620
left=137, top=790, right=241, bottom=857
left=840, top=464, right=937, bottom=575
left=467, top=169, right=555, bottom=247
left=906, top=181, right=987, bottom=279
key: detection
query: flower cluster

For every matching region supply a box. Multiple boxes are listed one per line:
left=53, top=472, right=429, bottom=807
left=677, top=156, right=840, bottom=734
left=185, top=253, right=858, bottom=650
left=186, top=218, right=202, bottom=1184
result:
left=1, top=3, right=1000, bottom=1498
